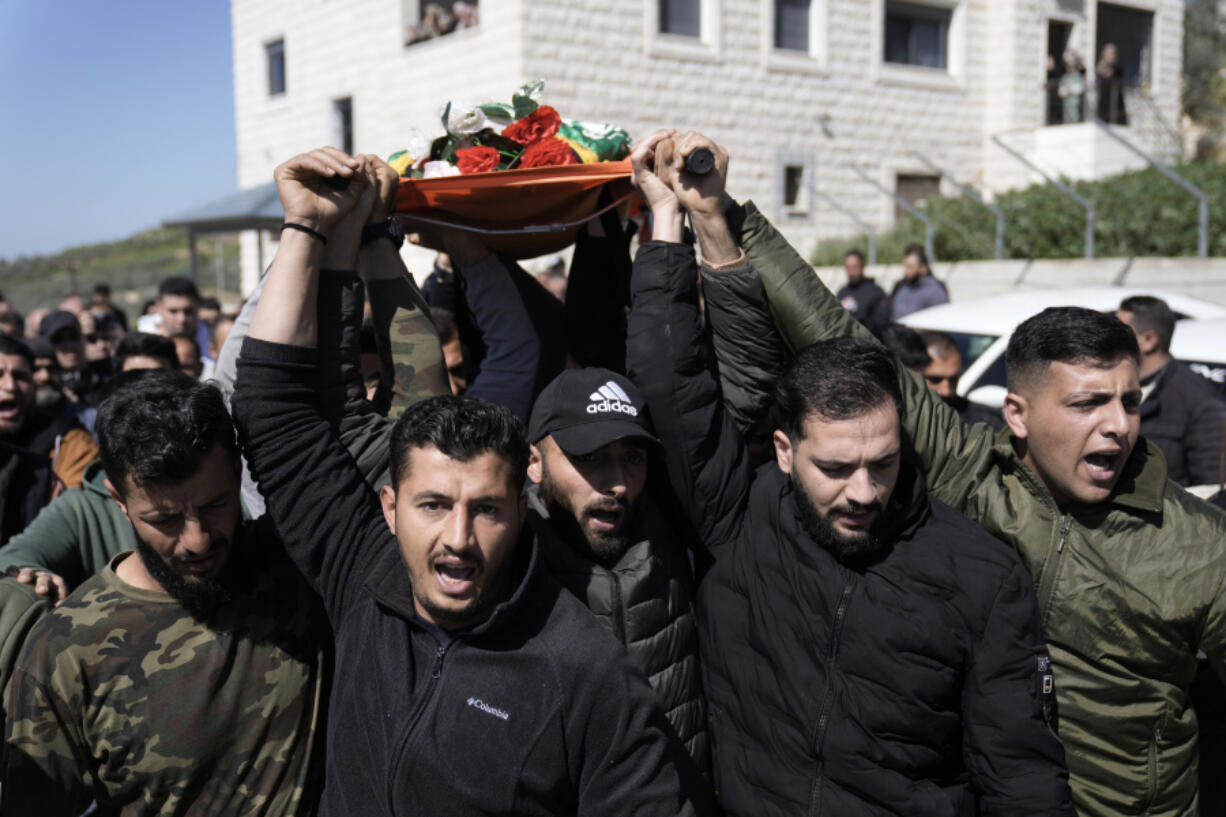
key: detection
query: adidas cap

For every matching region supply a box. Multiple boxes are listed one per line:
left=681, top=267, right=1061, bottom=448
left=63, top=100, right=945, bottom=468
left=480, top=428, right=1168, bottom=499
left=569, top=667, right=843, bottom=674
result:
left=528, top=368, right=659, bottom=455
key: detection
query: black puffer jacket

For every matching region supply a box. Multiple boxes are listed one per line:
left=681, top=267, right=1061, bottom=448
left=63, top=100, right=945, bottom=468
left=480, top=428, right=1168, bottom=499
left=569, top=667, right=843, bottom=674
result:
left=1139, top=359, right=1226, bottom=486
left=627, top=240, right=1073, bottom=817
left=527, top=486, right=709, bottom=773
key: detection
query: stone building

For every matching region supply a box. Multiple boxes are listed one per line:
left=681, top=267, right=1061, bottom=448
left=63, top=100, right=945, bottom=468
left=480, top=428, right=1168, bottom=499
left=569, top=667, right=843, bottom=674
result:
left=231, top=0, right=1183, bottom=288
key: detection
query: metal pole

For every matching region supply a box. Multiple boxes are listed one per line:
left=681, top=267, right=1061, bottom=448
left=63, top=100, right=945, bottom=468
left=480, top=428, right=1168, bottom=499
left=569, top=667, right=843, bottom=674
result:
left=1093, top=121, right=1210, bottom=258
left=991, top=134, right=1095, bottom=259
left=816, top=190, right=879, bottom=265
left=850, top=163, right=935, bottom=262
left=912, top=151, right=1006, bottom=259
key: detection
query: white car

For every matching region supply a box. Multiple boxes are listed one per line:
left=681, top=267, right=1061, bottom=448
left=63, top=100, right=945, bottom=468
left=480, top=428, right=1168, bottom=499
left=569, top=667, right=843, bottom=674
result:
left=898, top=287, right=1226, bottom=408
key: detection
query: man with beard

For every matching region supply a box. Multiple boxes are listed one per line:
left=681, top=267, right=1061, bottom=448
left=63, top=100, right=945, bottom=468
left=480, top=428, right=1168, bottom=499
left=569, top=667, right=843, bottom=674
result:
left=3, top=371, right=329, bottom=816
left=525, top=368, right=709, bottom=773
left=626, top=131, right=1073, bottom=816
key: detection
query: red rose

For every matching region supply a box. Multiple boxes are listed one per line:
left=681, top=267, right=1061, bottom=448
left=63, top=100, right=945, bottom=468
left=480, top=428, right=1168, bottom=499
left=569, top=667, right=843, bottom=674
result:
left=455, top=145, right=501, bottom=174
left=503, top=105, right=562, bottom=146
left=518, top=137, right=578, bottom=169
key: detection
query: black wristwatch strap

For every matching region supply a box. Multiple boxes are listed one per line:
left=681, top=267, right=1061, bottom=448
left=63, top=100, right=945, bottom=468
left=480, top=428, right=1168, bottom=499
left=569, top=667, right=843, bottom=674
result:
left=361, top=218, right=405, bottom=249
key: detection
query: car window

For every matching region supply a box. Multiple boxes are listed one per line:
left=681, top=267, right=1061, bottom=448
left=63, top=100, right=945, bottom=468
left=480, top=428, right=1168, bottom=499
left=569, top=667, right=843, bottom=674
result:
left=975, top=350, right=1009, bottom=390
left=941, top=332, right=998, bottom=369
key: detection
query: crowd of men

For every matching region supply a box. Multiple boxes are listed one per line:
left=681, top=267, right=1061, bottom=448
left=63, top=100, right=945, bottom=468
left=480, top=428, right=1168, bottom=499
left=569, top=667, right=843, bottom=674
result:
left=0, top=130, right=1223, bottom=817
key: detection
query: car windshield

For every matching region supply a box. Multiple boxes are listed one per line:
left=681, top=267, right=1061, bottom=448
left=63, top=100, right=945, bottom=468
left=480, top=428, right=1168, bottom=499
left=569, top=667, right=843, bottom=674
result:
left=941, top=332, right=998, bottom=369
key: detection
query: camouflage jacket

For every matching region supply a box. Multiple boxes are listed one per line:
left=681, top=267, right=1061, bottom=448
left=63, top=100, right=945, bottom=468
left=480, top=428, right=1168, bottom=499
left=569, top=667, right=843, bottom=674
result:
left=3, top=519, right=329, bottom=817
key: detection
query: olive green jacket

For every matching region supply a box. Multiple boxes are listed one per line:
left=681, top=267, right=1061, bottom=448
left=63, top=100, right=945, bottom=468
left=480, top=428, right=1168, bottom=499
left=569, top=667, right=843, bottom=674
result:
left=729, top=200, right=1226, bottom=817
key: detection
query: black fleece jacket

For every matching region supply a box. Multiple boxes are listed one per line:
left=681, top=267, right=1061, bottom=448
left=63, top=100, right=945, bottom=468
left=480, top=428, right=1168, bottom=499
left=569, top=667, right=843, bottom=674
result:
left=627, top=241, right=1073, bottom=817
left=232, top=337, right=700, bottom=817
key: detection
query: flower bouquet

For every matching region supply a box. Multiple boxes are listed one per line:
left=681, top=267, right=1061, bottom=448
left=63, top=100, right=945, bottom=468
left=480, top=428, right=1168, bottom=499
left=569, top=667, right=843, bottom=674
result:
left=389, top=81, right=635, bottom=258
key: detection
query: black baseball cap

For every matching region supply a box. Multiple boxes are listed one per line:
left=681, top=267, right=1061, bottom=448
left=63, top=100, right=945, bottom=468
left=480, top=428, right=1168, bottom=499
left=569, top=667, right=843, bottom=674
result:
left=39, top=310, right=81, bottom=341
left=528, top=368, right=659, bottom=455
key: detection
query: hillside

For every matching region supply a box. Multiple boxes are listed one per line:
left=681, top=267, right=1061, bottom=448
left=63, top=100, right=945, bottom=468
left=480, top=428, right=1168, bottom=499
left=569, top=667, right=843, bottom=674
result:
left=0, top=227, right=240, bottom=316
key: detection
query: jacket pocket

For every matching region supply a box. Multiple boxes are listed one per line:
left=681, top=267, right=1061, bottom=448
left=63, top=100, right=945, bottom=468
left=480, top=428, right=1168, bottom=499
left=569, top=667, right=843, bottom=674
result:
left=1142, top=717, right=1165, bottom=815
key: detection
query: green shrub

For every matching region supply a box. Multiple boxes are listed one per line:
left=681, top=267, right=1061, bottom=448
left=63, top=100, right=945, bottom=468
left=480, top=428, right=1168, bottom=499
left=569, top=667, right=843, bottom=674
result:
left=811, top=160, right=1226, bottom=266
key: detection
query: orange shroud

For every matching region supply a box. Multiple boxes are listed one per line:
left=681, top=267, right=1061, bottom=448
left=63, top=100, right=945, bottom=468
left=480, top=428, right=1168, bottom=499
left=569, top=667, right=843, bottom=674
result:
left=394, top=160, right=634, bottom=259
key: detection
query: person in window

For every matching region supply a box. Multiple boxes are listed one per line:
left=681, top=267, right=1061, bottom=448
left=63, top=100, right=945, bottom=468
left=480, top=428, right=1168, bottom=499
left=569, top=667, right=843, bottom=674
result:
left=1058, top=50, right=1086, bottom=125
left=1096, top=43, right=1128, bottom=125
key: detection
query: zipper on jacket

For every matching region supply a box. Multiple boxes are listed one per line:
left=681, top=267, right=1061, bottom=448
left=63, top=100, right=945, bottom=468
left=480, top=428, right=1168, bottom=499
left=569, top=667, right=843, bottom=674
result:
left=807, top=578, right=854, bottom=817
left=609, top=573, right=627, bottom=644
left=1142, top=719, right=1163, bottom=814
left=1037, top=514, right=1070, bottom=626
left=389, top=638, right=455, bottom=815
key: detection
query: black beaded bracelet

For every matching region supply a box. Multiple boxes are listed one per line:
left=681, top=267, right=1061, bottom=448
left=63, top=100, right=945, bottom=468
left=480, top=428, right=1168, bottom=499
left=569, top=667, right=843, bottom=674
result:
left=280, top=222, right=328, bottom=245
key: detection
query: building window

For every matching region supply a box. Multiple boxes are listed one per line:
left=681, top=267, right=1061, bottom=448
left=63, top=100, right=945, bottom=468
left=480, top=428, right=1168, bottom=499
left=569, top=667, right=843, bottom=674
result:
left=404, top=1, right=480, bottom=47
left=884, top=1, right=951, bottom=69
left=895, top=173, right=940, bottom=219
left=784, top=165, right=805, bottom=208
left=333, top=98, right=353, bottom=156
left=775, top=0, right=810, bottom=52
left=659, top=0, right=701, bottom=37
left=266, top=39, right=285, bottom=96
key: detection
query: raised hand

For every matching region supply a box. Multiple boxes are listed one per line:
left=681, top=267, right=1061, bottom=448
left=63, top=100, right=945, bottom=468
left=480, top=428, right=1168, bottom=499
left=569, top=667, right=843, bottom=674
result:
left=630, top=129, right=683, bottom=243
left=273, top=147, right=366, bottom=237
left=667, top=131, right=729, bottom=219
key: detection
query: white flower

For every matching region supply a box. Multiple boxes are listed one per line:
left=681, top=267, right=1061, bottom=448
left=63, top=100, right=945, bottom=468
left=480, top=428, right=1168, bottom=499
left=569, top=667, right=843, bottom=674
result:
left=422, top=161, right=462, bottom=178
left=445, top=101, right=487, bottom=135
left=405, top=128, right=434, bottom=168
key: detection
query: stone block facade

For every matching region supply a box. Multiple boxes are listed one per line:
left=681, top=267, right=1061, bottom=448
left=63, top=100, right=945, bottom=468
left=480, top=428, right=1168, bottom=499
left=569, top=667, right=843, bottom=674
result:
left=232, top=0, right=1183, bottom=290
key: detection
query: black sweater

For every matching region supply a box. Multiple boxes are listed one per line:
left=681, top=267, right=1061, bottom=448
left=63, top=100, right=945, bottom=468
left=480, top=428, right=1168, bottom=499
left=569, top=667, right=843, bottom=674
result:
left=627, top=241, right=1073, bottom=817
left=232, top=337, right=700, bottom=817
left=234, top=336, right=706, bottom=814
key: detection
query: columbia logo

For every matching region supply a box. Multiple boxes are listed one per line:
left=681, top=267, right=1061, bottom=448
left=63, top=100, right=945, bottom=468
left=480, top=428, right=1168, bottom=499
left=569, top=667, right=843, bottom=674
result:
left=587, top=381, right=638, bottom=416
left=467, top=697, right=509, bottom=721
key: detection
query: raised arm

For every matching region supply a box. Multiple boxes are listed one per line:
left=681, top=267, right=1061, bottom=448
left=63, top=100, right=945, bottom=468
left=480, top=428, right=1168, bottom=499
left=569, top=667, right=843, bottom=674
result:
left=626, top=131, right=751, bottom=553
left=232, top=149, right=393, bottom=621
left=730, top=202, right=1001, bottom=511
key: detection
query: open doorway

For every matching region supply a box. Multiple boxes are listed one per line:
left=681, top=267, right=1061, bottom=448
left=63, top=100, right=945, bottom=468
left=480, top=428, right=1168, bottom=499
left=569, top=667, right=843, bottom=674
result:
left=1046, top=20, right=1073, bottom=124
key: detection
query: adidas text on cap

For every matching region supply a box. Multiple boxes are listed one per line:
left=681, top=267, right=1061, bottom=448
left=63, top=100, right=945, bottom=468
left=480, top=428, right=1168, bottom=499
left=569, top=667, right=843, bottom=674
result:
left=528, top=368, right=659, bottom=456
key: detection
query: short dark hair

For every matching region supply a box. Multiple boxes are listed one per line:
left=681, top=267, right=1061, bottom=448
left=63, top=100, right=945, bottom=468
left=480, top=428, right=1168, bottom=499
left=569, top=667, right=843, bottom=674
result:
left=843, top=249, right=865, bottom=263
left=903, top=243, right=929, bottom=266
left=776, top=337, right=903, bottom=439
left=879, top=324, right=931, bottom=371
left=0, top=334, right=33, bottom=368
left=114, top=332, right=180, bottom=371
left=93, top=283, right=111, bottom=297
left=1006, top=306, right=1140, bottom=393
left=97, top=371, right=238, bottom=496
left=0, top=311, right=25, bottom=337
left=919, top=330, right=959, bottom=361
left=389, top=395, right=529, bottom=492
left=158, top=276, right=201, bottom=301
left=199, top=297, right=221, bottom=312
left=1118, top=295, right=1176, bottom=353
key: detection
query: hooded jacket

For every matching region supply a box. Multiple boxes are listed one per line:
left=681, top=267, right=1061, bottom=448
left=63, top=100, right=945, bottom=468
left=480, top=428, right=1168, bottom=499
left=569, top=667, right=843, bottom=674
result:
left=726, top=200, right=1226, bottom=817
left=526, top=486, right=709, bottom=772
left=627, top=240, right=1073, bottom=817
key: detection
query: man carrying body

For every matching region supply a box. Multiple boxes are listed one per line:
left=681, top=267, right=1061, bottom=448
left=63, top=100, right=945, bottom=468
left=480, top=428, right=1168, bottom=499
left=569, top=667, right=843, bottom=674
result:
left=626, top=132, right=1072, bottom=817
left=918, top=330, right=1005, bottom=430
left=1115, top=295, right=1226, bottom=487
left=715, top=158, right=1226, bottom=817
left=3, top=371, right=328, bottom=815
left=835, top=249, right=888, bottom=335
left=526, top=367, right=709, bottom=770
left=231, top=147, right=702, bottom=816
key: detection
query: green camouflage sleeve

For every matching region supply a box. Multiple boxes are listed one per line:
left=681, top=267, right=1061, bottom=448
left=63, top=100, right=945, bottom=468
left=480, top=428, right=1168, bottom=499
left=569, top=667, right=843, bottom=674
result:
left=4, top=666, right=90, bottom=816
left=368, top=273, right=450, bottom=418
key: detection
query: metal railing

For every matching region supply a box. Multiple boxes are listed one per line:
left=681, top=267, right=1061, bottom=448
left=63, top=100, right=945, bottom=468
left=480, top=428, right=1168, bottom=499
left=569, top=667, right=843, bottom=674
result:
left=990, top=134, right=1096, bottom=259
left=911, top=151, right=1005, bottom=260
left=850, top=163, right=934, bottom=263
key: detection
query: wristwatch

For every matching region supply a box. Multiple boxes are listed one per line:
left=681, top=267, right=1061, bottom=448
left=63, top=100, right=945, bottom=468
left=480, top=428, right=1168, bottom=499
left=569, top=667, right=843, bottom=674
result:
left=361, top=217, right=406, bottom=250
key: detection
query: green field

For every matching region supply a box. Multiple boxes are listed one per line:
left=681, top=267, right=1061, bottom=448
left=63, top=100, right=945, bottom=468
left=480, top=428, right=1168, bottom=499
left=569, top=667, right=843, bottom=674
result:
left=0, top=228, right=241, bottom=317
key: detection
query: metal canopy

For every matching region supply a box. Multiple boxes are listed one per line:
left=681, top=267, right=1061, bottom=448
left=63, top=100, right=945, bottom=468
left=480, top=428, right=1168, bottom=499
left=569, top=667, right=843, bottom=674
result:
left=162, top=182, right=282, bottom=282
